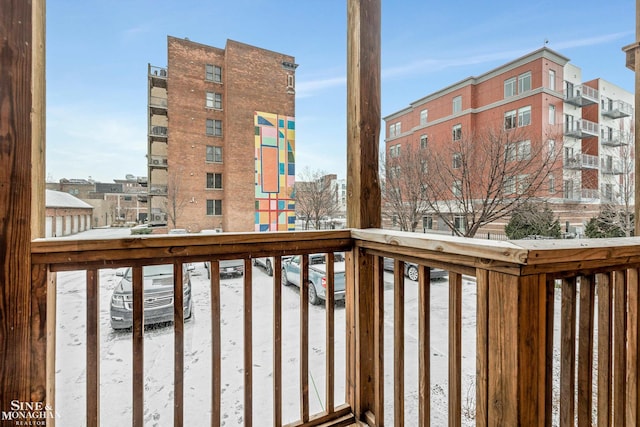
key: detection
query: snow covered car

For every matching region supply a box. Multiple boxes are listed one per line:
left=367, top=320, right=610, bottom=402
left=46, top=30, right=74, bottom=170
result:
left=281, top=253, right=346, bottom=305
left=253, top=256, right=293, bottom=276
left=110, top=264, right=194, bottom=330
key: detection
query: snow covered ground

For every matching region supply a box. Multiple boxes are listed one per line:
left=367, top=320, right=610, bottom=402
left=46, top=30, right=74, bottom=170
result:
left=53, top=228, right=561, bottom=426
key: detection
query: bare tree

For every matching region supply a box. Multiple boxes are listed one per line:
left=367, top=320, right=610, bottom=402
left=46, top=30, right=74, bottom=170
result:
left=161, top=168, right=189, bottom=228
left=596, top=129, right=635, bottom=236
left=381, top=144, right=429, bottom=231
left=421, top=126, right=561, bottom=237
left=295, top=167, right=340, bottom=230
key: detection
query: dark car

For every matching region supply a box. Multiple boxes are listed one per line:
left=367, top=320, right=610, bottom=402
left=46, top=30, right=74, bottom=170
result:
left=382, top=258, right=447, bottom=281
left=110, top=264, right=194, bottom=330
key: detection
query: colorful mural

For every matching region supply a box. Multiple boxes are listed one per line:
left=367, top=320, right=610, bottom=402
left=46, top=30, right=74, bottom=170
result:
left=254, top=112, right=296, bottom=231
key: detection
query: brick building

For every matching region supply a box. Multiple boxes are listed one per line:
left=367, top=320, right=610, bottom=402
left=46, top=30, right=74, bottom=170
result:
left=383, top=47, right=634, bottom=236
left=45, top=190, right=93, bottom=237
left=147, top=37, right=297, bottom=232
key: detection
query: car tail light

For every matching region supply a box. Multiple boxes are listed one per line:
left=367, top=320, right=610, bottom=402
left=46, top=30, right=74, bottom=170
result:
left=321, top=277, right=327, bottom=288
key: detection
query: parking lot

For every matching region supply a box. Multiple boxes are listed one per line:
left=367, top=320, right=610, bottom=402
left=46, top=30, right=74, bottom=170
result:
left=55, top=255, right=479, bottom=426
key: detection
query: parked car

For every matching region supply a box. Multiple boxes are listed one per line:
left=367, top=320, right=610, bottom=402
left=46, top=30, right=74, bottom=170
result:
left=110, top=264, right=194, bottom=330
left=204, top=259, right=244, bottom=279
left=382, top=258, right=447, bottom=281
left=281, top=253, right=346, bottom=305
left=253, top=256, right=293, bottom=276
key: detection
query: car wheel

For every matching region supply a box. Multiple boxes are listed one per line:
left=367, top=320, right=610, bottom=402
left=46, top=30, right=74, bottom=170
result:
left=281, top=268, right=291, bottom=286
left=308, top=281, right=320, bottom=305
left=407, top=265, right=419, bottom=281
left=265, top=259, right=273, bottom=276
left=185, top=301, right=194, bottom=322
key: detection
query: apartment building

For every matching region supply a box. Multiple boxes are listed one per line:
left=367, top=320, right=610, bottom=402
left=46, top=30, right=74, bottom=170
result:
left=147, top=37, right=297, bottom=232
left=383, top=47, right=634, bottom=235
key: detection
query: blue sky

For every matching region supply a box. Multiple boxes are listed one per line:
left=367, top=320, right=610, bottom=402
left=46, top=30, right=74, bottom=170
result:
left=46, top=0, right=636, bottom=183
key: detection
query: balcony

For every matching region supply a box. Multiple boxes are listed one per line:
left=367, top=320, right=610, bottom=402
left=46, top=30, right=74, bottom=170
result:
left=149, top=184, right=168, bottom=195
left=564, top=84, right=599, bottom=107
left=564, top=119, right=599, bottom=139
left=148, top=155, right=168, bottom=168
left=602, top=160, right=624, bottom=175
left=601, top=129, right=629, bottom=147
left=602, top=99, right=633, bottom=119
left=28, top=228, right=640, bottom=426
left=149, top=125, right=168, bottom=142
left=149, top=95, right=168, bottom=115
left=148, top=64, right=168, bottom=89
left=563, top=153, right=599, bottom=170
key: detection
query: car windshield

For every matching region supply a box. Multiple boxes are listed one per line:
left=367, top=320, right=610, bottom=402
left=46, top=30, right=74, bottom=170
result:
left=124, top=264, right=173, bottom=280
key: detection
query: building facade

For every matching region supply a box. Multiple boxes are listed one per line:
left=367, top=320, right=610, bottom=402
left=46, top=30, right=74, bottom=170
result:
left=45, top=190, right=94, bottom=237
left=383, top=47, right=634, bottom=236
left=147, top=37, right=297, bottom=232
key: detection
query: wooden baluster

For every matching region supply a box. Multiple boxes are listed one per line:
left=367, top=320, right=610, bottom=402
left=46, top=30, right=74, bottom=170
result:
left=132, top=266, right=144, bottom=427
left=244, top=258, right=253, bottom=427
left=273, top=257, right=282, bottom=427
left=174, top=262, right=184, bottom=427
left=210, top=261, right=221, bottom=427
left=300, top=254, right=309, bottom=422
left=418, top=265, right=431, bottom=427
left=394, top=260, right=405, bottom=426
left=476, top=269, right=489, bottom=427
left=374, top=256, right=385, bottom=426
left=86, top=268, right=100, bottom=427
left=614, top=269, right=627, bottom=425
left=628, top=268, right=640, bottom=425
left=597, top=273, right=613, bottom=426
left=449, top=272, right=462, bottom=427
left=577, top=275, right=595, bottom=427
left=326, top=252, right=335, bottom=414
left=560, top=277, right=577, bottom=426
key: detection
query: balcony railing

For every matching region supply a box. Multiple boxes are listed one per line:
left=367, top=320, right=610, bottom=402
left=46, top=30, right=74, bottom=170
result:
left=149, top=125, right=168, bottom=138
left=564, top=119, right=599, bottom=139
left=149, top=95, right=168, bottom=110
left=564, top=84, right=599, bottom=107
left=602, top=99, right=633, bottom=119
left=29, top=229, right=640, bottom=426
left=564, top=153, right=599, bottom=170
left=601, top=129, right=629, bottom=147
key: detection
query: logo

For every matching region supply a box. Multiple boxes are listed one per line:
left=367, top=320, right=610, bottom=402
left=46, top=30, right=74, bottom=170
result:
left=1, top=400, right=58, bottom=426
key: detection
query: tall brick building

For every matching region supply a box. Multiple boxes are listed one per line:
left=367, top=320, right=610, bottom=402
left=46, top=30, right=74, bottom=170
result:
left=147, top=37, right=297, bottom=232
left=383, top=47, right=634, bottom=236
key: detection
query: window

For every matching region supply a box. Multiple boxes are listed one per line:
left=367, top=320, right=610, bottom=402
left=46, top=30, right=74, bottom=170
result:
left=206, top=119, right=223, bottom=136
left=518, top=72, right=531, bottom=93
left=564, top=180, right=574, bottom=200
left=452, top=153, right=462, bottom=169
left=452, top=96, right=462, bottom=114
left=206, top=92, right=222, bottom=109
left=420, top=109, right=428, bottom=125
left=452, top=124, right=462, bottom=141
left=602, top=183, right=614, bottom=202
left=517, top=140, right=531, bottom=160
left=389, top=122, right=401, bottom=138
left=548, top=139, right=555, bottom=155
left=453, top=215, right=465, bottom=232
left=517, top=174, right=530, bottom=194
left=287, top=74, right=294, bottom=88
left=206, top=173, right=222, bottom=189
left=517, top=106, right=531, bottom=127
left=504, top=77, right=516, bottom=98
left=423, top=215, right=433, bottom=230
left=420, top=159, right=428, bottom=174
left=206, top=145, right=223, bottom=163
left=506, top=143, right=517, bottom=162
left=205, top=64, right=222, bottom=83
left=420, top=135, right=428, bottom=149
left=504, top=176, right=516, bottom=195
left=389, top=144, right=401, bottom=158
left=452, top=180, right=462, bottom=196
left=549, top=175, right=556, bottom=194
left=504, top=110, right=516, bottom=129
left=549, top=69, right=556, bottom=91
left=206, top=199, right=222, bottom=216
left=548, top=105, right=555, bottom=125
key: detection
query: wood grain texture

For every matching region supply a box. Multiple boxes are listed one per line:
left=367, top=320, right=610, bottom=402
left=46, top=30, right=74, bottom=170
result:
left=86, top=269, right=100, bottom=427
left=614, top=269, right=627, bottom=426
left=577, top=275, right=595, bottom=427
left=394, top=260, right=404, bottom=426
left=273, top=257, right=282, bottom=427
left=132, top=266, right=144, bottom=427
left=475, top=269, right=489, bottom=427
left=210, top=261, right=221, bottom=427
left=628, top=269, right=640, bottom=426
left=597, top=273, right=613, bottom=426
left=373, top=256, right=385, bottom=426
left=301, top=254, right=310, bottom=423
left=1, top=0, right=36, bottom=412
left=346, top=0, right=381, bottom=230
left=326, top=252, right=335, bottom=414
left=244, top=258, right=253, bottom=427
left=560, top=278, right=577, bottom=427
left=449, top=272, right=462, bottom=427
left=173, top=262, right=184, bottom=427
left=418, top=265, right=430, bottom=427
left=31, top=0, right=46, bottom=241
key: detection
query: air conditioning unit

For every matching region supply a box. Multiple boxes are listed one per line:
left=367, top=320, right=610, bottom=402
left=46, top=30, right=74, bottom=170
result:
left=153, top=213, right=166, bottom=222
left=152, top=159, right=160, bottom=165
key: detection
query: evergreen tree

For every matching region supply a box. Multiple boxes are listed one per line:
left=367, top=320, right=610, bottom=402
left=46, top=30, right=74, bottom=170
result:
left=505, top=203, right=561, bottom=240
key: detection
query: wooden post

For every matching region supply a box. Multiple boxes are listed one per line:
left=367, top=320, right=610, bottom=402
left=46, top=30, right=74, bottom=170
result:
left=1, top=0, right=48, bottom=418
left=346, top=0, right=381, bottom=423
left=487, top=272, right=548, bottom=425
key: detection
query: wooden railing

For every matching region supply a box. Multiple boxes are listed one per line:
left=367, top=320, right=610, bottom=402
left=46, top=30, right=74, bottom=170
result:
left=31, top=229, right=640, bottom=426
